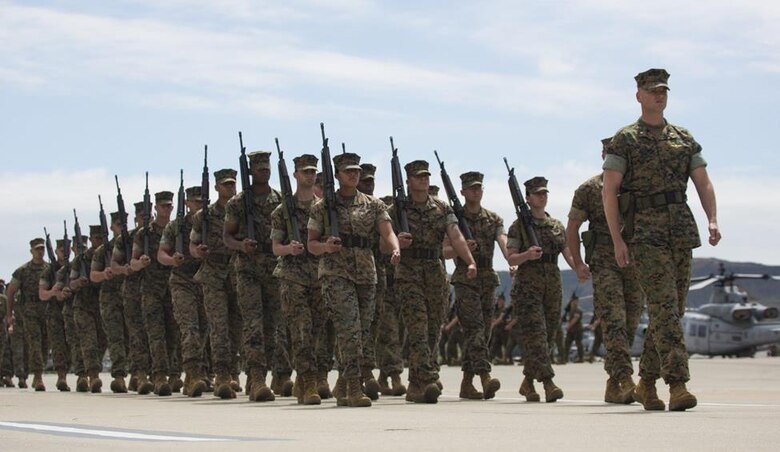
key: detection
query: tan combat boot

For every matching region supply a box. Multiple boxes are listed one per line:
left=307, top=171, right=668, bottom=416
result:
left=390, top=373, right=406, bottom=396
left=518, top=376, right=540, bottom=402
left=248, top=369, right=275, bottom=402
left=618, top=375, right=636, bottom=404
left=88, top=371, right=102, bottom=394
left=604, top=377, right=623, bottom=404
left=361, top=368, right=380, bottom=401
left=127, top=374, right=138, bottom=392
left=378, top=370, right=392, bottom=396
left=316, top=370, right=332, bottom=399
left=669, top=381, right=697, bottom=411
left=214, top=372, right=236, bottom=399
left=32, top=372, right=46, bottom=391
left=293, top=374, right=304, bottom=404
left=152, top=372, right=171, bottom=396
left=303, top=373, right=322, bottom=405
left=110, top=376, right=128, bottom=393
left=459, top=372, right=484, bottom=400
left=479, top=372, right=501, bottom=400
left=422, top=382, right=441, bottom=404
left=333, top=374, right=347, bottom=406
left=346, top=377, right=371, bottom=407
left=542, top=378, right=563, bottom=403
left=203, top=374, right=215, bottom=393
left=230, top=373, right=242, bottom=393
left=405, top=379, right=422, bottom=403
left=633, top=378, right=665, bottom=411
left=279, top=374, right=293, bottom=397
left=169, top=374, right=184, bottom=393
left=137, top=373, right=154, bottom=395
left=184, top=367, right=207, bottom=398
left=2, top=376, right=14, bottom=387
left=17, top=377, right=28, bottom=389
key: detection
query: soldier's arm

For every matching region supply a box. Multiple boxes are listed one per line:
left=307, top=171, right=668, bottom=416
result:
left=223, top=214, right=256, bottom=254
left=602, top=170, right=629, bottom=267
left=445, top=223, right=476, bottom=277
left=690, top=166, right=721, bottom=247
left=566, top=218, right=589, bottom=276
left=5, top=280, right=20, bottom=321
left=157, top=241, right=181, bottom=267
left=441, top=236, right=456, bottom=260
left=377, top=220, right=400, bottom=265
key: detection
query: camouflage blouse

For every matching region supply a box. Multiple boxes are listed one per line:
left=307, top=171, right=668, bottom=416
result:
left=451, top=207, right=503, bottom=287
left=160, top=212, right=200, bottom=279
left=11, top=260, right=46, bottom=304
left=270, top=196, right=319, bottom=286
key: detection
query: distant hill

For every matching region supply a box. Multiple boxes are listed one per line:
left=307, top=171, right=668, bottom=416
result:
left=495, top=258, right=780, bottom=313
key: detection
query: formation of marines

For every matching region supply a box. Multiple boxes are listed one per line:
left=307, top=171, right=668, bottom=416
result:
left=1, top=68, right=721, bottom=412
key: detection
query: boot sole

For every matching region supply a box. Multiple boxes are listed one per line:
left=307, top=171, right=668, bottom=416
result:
left=251, top=388, right=276, bottom=402
left=155, top=384, right=172, bottom=396
left=138, top=383, right=154, bottom=395
left=215, top=385, right=236, bottom=399
left=545, top=390, right=563, bottom=403
left=669, top=397, right=697, bottom=411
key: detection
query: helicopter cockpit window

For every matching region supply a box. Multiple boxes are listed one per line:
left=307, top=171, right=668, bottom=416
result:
left=698, top=325, right=707, bottom=338
left=688, top=323, right=697, bottom=337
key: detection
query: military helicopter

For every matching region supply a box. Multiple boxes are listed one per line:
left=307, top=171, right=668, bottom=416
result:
left=682, top=264, right=780, bottom=357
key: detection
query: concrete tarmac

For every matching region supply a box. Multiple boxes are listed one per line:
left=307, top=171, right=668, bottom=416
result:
left=1, top=355, right=779, bottom=451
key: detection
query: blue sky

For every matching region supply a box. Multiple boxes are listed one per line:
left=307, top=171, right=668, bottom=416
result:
left=1, top=0, right=778, bottom=277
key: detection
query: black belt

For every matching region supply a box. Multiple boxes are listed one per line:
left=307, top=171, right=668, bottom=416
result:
left=592, top=232, right=613, bottom=245
left=529, top=253, right=558, bottom=264
left=458, top=255, right=493, bottom=268
left=401, top=248, right=441, bottom=260
left=634, top=191, right=686, bottom=211
left=339, top=233, right=372, bottom=249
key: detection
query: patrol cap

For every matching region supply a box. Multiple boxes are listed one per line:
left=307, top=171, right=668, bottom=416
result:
left=360, top=163, right=376, bottom=180
left=428, top=185, right=440, bottom=196
left=214, top=169, right=237, bottom=184
left=155, top=191, right=174, bottom=206
left=380, top=195, right=393, bottom=206
left=333, top=153, right=361, bottom=171
left=72, top=235, right=88, bottom=246
left=635, top=68, right=670, bottom=91
left=405, top=160, right=431, bottom=177
left=134, top=201, right=145, bottom=214
left=55, top=239, right=67, bottom=249
left=601, top=137, right=612, bottom=152
left=248, top=151, right=272, bottom=170
left=30, top=238, right=45, bottom=249
left=110, top=211, right=127, bottom=224
left=89, top=225, right=102, bottom=236
left=293, top=154, right=318, bottom=172
left=524, top=176, right=549, bottom=194
left=185, top=186, right=202, bottom=201
left=460, top=171, right=484, bottom=189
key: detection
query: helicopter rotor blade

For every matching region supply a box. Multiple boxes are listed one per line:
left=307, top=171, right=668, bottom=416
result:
left=689, top=277, right=719, bottom=291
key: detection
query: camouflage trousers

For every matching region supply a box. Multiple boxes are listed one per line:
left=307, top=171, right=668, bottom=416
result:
left=632, top=244, right=691, bottom=383
left=365, top=265, right=386, bottom=373
left=196, top=265, right=242, bottom=375
left=234, top=256, right=281, bottom=376
left=274, top=316, right=293, bottom=378
left=321, top=276, right=376, bottom=379
left=141, top=276, right=181, bottom=376
left=62, top=299, right=84, bottom=376
left=100, top=287, right=128, bottom=377
left=376, top=279, right=404, bottom=376
left=511, top=264, right=561, bottom=381
left=279, top=280, right=324, bottom=376
left=122, top=275, right=150, bottom=375
left=169, top=273, right=207, bottom=372
left=591, top=245, right=643, bottom=379
left=564, top=327, right=584, bottom=361
left=46, top=301, right=70, bottom=372
left=7, top=306, right=28, bottom=378
left=317, top=318, right=335, bottom=374
left=396, top=262, right=447, bottom=385
left=454, top=280, right=497, bottom=375
left=73, top=296, right=107, bottom=374
left=21, top=302, right=48, bottom=374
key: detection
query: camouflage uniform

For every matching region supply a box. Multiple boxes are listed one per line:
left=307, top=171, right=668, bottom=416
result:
left=38, top=257, right=70, bottom=374
left=133, top=206, right=181, bottom=380
left=308, top=186, right=390, bottom=380
left=376, top=255, right=403, bottom=377
left=10, top=259, right=47, bottom=376
left=93, top=237, right=128, bottom=378
left=54, top=265, right=84, bottom=378
left=0, top=293, right=10, bottom=380
left=604, top=115, right=706, bottom=384
left=161, top=207, right=207, bottom=377
left=191, top=201, right=242, bottom=380
left=388, top=164, right=456, bottom=387
left=70, top=244, right=108, bottom=376
left=568, top=173, right=643, bottom=378
left=225, top=168, right=284, bottom=381
left=507, top=211, right=567, bottom=382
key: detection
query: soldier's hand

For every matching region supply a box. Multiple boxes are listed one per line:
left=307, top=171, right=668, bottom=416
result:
left=104, top=268, right=114, bottom=280
left=575, top=262, right=591, bottom=282
left=62, top=287, right=73, bottom=298
left=526, top=246, right=543, bottom=261
left=78, top=276, right=89, bottom=285
left=324, top=236, right=342, bottom=254
left=390, top=249, right=401, bottom=265
left=289, top=241, right=305, bottom=256
left=708, top=221, right=721, bottom=246
left=172, top=252, right=185, bottom=266
left=196, top=244, right=210, bottom=258
left=4, top=313, right=13, bottom=330
left=139, top=255, right=151, bottom=268
left=466, top=263, right=477, bottom=279
left=509, top=265, right=518, bottom=278
left=613, top=239, right=630, bottom=268
left=243, top=238, right=258, bottom=254
left=466, top=239, right=478, bottom=252
left=398, top=232, right=413, bottom=249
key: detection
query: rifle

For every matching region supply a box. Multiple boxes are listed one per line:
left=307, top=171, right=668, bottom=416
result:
left=114, top=175, right=133, bottom=262
left=341, top=142, right=346, bottom=154
left=142, top=172, right=151, bottom=257
left=63, top=220, right=71, bottom=286
left=72, top=209, right=88, bottom=279
left=320, top=123, right=339, bottom=239
left=390, top=137, right=409, bottom=233
left=176, top=169, right=185, bottom=255
left=98, top=195, right=111, bottom=263
left=503, top=158, right=539, bottom=248
left=434, top=150, right=473, bottom=240
left=276, top=138, right=302, bottom=244
left=201, top=145, right=210, bottom=244
left=238, top=131, right=255, bottom=241
left=43, top=227, right=58, bottom=285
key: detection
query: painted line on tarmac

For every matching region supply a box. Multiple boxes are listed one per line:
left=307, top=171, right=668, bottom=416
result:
left=440, top=395, right=780, bottom=408
left=0, top=421, right=278, bottom=442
